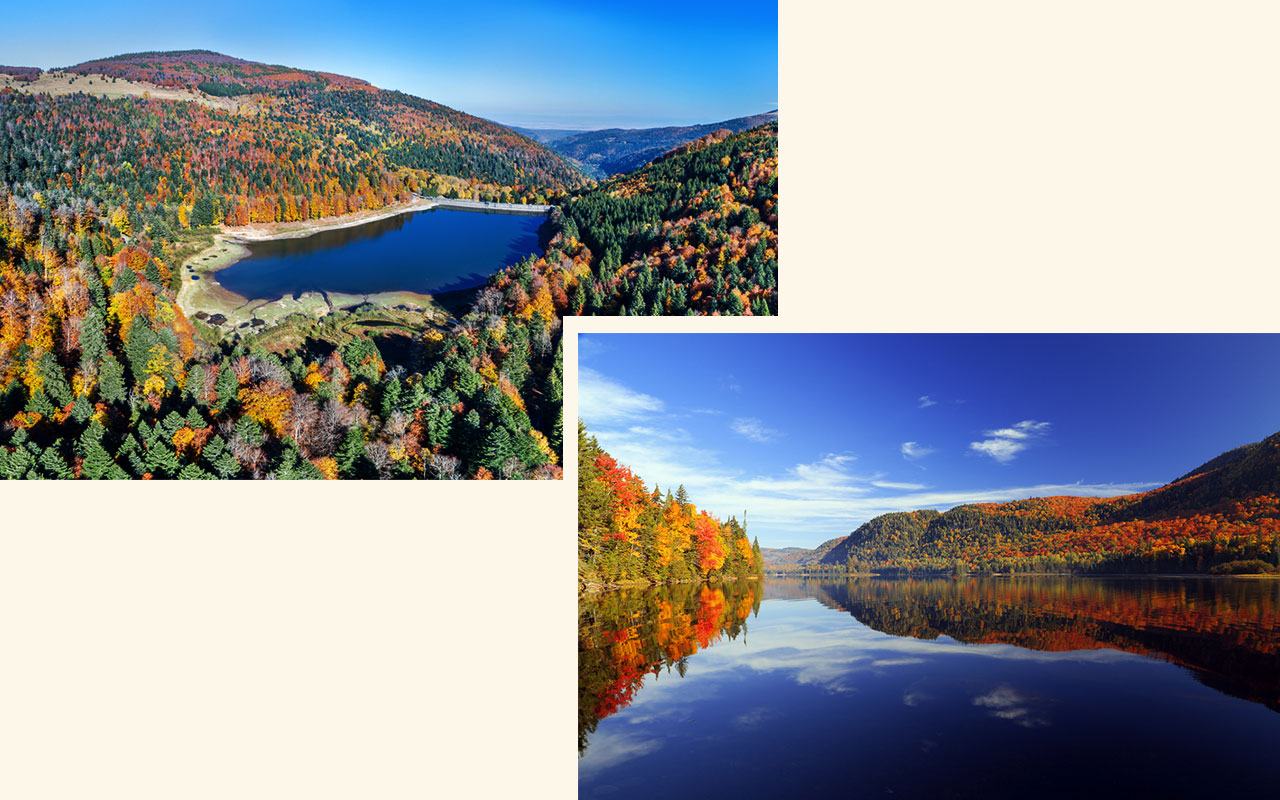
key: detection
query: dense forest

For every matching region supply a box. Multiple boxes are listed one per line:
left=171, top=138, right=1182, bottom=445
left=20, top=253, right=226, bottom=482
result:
left=771, top=431, right=1280, bottom=574
left=0, top=51, right=780, bottom=479
left=558, top=124, right=778, bottom=317
left=578, top=422, right=765, bottom=586
left=804, top=577, right=1280, bottom=712
left=579, top=580, right=763, bottom=753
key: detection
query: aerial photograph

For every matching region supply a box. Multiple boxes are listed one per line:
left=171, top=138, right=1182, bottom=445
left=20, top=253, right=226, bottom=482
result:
left=0, top=0, right=777, bottom=480
left=578, top=333, right=1280, bottom=797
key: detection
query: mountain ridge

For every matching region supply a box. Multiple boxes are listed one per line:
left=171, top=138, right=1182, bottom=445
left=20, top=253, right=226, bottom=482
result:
left=763, top=431, right=1280, bottom=573
left=541, top=110, right=778, bottom=178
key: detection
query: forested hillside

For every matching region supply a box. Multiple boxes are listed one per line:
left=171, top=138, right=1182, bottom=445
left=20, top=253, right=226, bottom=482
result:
left=553, top=124, right=779, bottom=316
left=810, top=432, right=1280, bottom=574
left=545, top=110, right=778, bottom=178
left=579, top=422, right=764, bottom=586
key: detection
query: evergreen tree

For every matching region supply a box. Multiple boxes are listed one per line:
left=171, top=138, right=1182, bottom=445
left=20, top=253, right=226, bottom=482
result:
left=99, top=354, right=127, bottom=403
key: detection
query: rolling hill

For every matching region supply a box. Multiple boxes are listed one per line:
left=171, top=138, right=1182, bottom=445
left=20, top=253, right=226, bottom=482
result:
left=537, top=110, right=778, bottom=178
left=765, top=431, right=1280, bottom=574
left=51, top=50, right=587, bottom=195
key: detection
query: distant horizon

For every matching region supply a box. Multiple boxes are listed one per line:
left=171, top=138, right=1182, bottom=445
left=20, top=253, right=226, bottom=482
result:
left=0, top=0, right=777, bottom=130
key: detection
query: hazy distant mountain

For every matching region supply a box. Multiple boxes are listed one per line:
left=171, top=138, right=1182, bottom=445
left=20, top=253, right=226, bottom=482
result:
left=536, top=110, right=779, bottom=178
left=509, top=126, right=583, bottom=144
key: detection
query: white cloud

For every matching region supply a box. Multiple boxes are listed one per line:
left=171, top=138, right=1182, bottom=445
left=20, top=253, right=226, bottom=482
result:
left=872, top=481, right=928, bottom=491
left=579, top=367, right=664, bottom=425
left=970, top=420, right=1051, bottom=463
left=901, top=441, right=936, bottom=460
left=970, top=438, right=1027, bottom=462
left=918, top=395, right=937, bottom=408
left=985, top=420, right=1051, bottom=440
left=731, top=417, right=781, bottom=443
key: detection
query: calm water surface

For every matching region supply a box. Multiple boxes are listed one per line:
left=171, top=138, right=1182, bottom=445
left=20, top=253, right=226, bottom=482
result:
left=579, top=577, right=1280, bottom=797
left=215, top=207, right=545, bottom=301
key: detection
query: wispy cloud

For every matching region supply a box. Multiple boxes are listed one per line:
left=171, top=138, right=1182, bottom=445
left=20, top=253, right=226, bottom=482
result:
left=918, top=395, right=937, bottom=408
left=578, top=336, right=609, bottom=361
left=970, top=420, right=1051, bottom=463
left=579, top=367, right=664, bottom=424
left=582, top=374, right=1152, bottom=548
left=731, top=417, right=781, bottom=443
left=901, top=441, right=936, bottom=460
left=872, top=481, right=928, bottom=491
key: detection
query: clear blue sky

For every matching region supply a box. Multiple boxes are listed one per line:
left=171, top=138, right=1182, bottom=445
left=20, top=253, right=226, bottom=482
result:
left=0, top=0, right=777, bottom=129
left=579, top=334, right=1280, bottom=549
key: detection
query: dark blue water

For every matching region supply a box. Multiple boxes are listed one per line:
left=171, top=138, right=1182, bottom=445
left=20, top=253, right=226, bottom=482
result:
left=579, top=577, right=1280, bottom=797
left=215, top=207, right=545, bottom=301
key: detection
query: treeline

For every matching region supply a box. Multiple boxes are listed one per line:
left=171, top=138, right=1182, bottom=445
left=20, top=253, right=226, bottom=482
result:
left=579, top=580, right=762, bottom=753
left=816, top=432, right=1280, bottom=574
left=578, top=422, right=764, bottom=585
left=813, top=577, right=1280, bottom=712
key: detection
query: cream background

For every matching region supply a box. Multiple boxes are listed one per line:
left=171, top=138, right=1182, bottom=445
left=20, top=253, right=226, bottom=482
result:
left=5, top=2, right=1280, bottom=797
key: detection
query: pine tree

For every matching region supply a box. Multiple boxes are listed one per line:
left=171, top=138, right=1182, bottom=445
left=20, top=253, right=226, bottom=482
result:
left=38, top=445, right=74, bottom=479
left=481, top=425, right=513, bottom=472
left=79, top=307, right=107, bottom=365
left=81, top=439, right=116, bottom=480
left=99, top=354, right=127, bottom=403
left=214, top=363, right=238, bottom=412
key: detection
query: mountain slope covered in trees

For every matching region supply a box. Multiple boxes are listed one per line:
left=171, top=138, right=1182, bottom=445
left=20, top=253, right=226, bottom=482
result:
left=552, top=123, right=778, bottom=316
left=579, top=422, right=764, bottom=587
left=541, top=111, right=778, bottom=178
left=764, top=432, right=1280, bottom=573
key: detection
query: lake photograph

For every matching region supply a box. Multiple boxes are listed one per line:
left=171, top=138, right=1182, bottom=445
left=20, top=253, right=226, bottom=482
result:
left=578, top=333, right=1280, bottom=796
left=0, top=0, right=777, bottom=480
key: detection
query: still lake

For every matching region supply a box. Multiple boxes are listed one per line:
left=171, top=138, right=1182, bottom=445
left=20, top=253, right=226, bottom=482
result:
left=579, top=577, right=1280, bottom=797
left=214, top=207, right=545, bottom=301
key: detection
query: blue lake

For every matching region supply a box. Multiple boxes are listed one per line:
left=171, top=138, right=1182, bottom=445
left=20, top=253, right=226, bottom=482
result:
left=579, top=577, right=1280, bottom=797
left=214, top=207, right=546, bottom=301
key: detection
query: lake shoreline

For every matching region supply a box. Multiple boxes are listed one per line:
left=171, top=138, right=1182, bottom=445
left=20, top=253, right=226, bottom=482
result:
left=580, top=574, right=761, bottom=596
left=764, top=570, right=1280, bottom=580
left=177, top=196, right=550, bottom=331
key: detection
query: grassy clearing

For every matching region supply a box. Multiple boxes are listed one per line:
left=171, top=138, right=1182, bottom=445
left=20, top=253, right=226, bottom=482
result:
left=1, top=70, right=243, bottom=112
